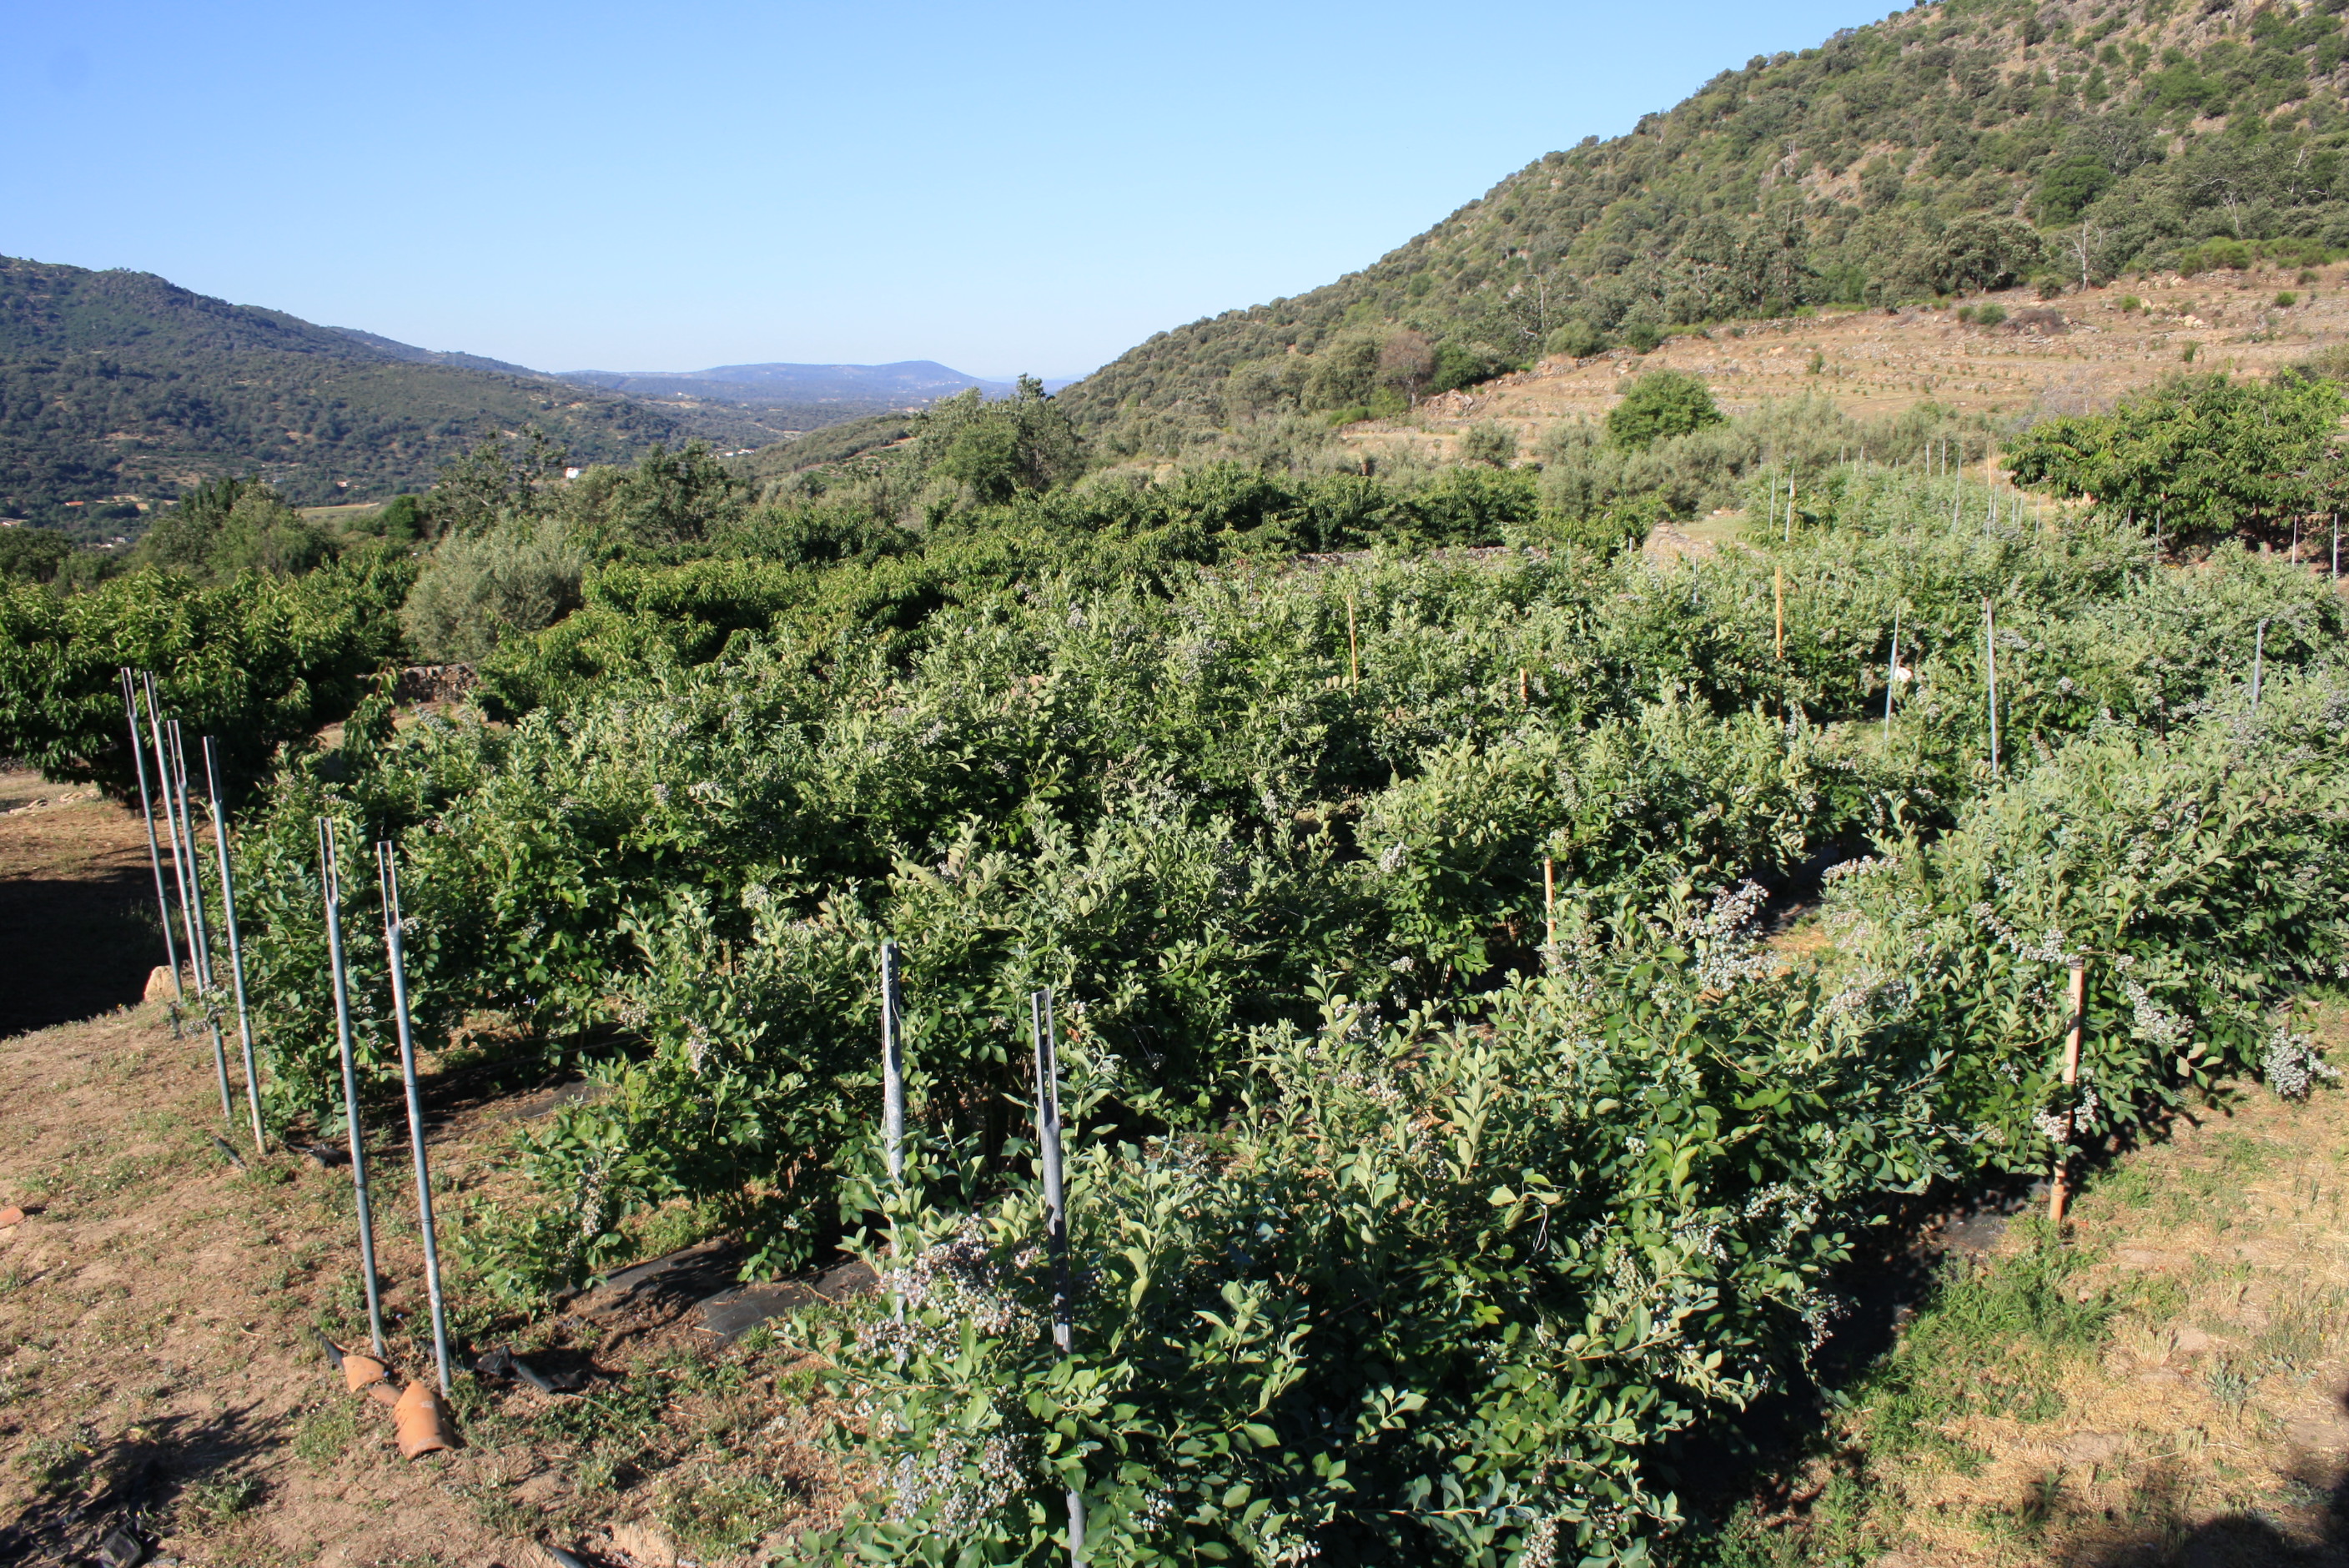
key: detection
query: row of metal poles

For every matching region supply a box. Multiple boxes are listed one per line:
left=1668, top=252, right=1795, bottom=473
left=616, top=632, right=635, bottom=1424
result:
left=117, top=667, right=448, bottom=1398
left=119, top=668, right=261, bottom=1148
left=319, top=818, right=452, bottom=1396
left=877, top=942, right=1084, bottom=1565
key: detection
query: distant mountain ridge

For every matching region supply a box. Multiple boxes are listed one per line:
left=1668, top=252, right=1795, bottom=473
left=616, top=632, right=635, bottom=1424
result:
left=325, top=327, right=546, bottom=379
left=562, top=361, right=1074, bottom=407
left=0, top=259, right=1032, bottom=522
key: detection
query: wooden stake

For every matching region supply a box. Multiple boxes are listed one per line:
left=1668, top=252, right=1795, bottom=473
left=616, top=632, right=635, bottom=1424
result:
left=1773, top=568, right=1785, bottom=660
left=2050, top=957, right=2087, bottom=1227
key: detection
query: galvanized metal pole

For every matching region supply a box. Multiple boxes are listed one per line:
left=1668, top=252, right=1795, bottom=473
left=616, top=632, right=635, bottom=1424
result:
left=122, top=670, right=181, bottom=999
left=2050, top=957, right=2088, bottom=1228
left=171, top=720, right=234, bottom=1123
left=1884, top=606, right=1901, bottom=739
left=1030, top=988, right=1084, bottom=1566
left=1984, top=600, right=2000, bottom=776
left=2251, top=617, right=2268, bottom=716
left=320, top=820, right=386, bottom=1359
left=143, top=675, right=202, bottom=993
left=379, top=842, right=450, bottom=1396
left=205, top=738, right=265, bottom=1152
left=881, top=940, right=903, bottom=1186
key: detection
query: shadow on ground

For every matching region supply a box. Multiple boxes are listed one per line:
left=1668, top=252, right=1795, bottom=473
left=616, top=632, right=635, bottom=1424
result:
left=0, top=871, right=162, bottom=1037
left=0, top=1404, right=289, bottom=1562
left=2060, top=1452, right=2349, bottom=1565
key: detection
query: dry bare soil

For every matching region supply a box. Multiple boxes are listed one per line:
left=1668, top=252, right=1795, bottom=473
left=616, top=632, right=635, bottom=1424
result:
left=0, top=775, right=846, bottom=1568
left=1360, top=263, right=2349, bottom=463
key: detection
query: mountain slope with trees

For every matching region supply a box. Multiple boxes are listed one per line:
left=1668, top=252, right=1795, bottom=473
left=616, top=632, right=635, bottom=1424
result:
left=0, top=259, right=802, bottom=527
left=1062, top=0, right=2349, bottom=456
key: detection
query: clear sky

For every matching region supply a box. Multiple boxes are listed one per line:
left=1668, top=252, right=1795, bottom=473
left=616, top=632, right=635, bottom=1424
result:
left=6, top=1, right=1904, bottom=380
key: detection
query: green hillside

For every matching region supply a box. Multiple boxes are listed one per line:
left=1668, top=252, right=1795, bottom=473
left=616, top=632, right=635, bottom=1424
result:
left=1064, top=0, right=2349, bottom=455
left=0, top=258, right=777, bottom=529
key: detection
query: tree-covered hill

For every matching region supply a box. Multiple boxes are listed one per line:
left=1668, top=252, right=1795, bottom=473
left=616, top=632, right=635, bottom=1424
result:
left=0, top=258, right=792, bottom=526
left=1062, top=0, right=2349, bottom=456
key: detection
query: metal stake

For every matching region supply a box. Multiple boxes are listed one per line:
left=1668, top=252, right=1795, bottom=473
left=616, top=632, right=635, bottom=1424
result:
left=2251, top=617, right=2268, bottom=715
left=205, top=738, right=265, bottom=1152
left=1346, top=593, right=1359, bottom=689
left=380, top=842, right=450, bottom=1396
left=881, top=941, right=904, bottom=1186
left=1030, top=988, right=1084, bottom=1565
left=1542, top=856, right=1556, bottom=957
left=320, top=820, right=385, bottom=1359
left=1984, top=600, right=2000, bottom=776
left=122, top=671, right=181, bottom=998
left=143, top=675, right=202, bottom=995
left=2050, top=957, right=2088, bottom=1227
left=1884, top=606, right=1901, bottom=738
left=171, top=720, right=234, bottom=1123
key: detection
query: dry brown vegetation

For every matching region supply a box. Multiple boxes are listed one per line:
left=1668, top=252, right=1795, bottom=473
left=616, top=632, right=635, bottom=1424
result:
left=1356, top=264, right=2349, bottom=470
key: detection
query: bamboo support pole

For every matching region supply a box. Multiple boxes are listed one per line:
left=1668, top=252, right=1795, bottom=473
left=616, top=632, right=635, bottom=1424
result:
left=2050, top=957, right=2088, bottom=1227
left=1773, top=568, right=1785, bottom=661
left=320, top=820, right=385, bottom=1359
left=379, top=842, right=450, bottom=1396
left=204, top=738, right=264, bottom=1152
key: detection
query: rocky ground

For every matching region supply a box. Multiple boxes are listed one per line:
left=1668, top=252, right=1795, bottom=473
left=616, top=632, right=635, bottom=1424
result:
left=1358, top=262, right=2349, bottom=463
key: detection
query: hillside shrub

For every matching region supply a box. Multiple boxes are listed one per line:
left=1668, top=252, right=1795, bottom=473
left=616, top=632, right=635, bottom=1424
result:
left=400, top=517, right=587, bottom=663
left=0, top=550, right=415, bottom=794
left=804, top=908, right=1957, bottom=1565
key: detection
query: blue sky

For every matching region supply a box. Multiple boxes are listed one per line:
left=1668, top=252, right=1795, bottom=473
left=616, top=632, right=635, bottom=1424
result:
left=7, top=1, right=1905, bottom=379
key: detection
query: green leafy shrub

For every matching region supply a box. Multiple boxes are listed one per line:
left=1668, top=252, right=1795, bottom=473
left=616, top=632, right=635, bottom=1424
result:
left=804, top=899, right=1954, bottom=1565
left=400, top=518, right=586, bottom=662
left=0, top=550, right=415, bottom=794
